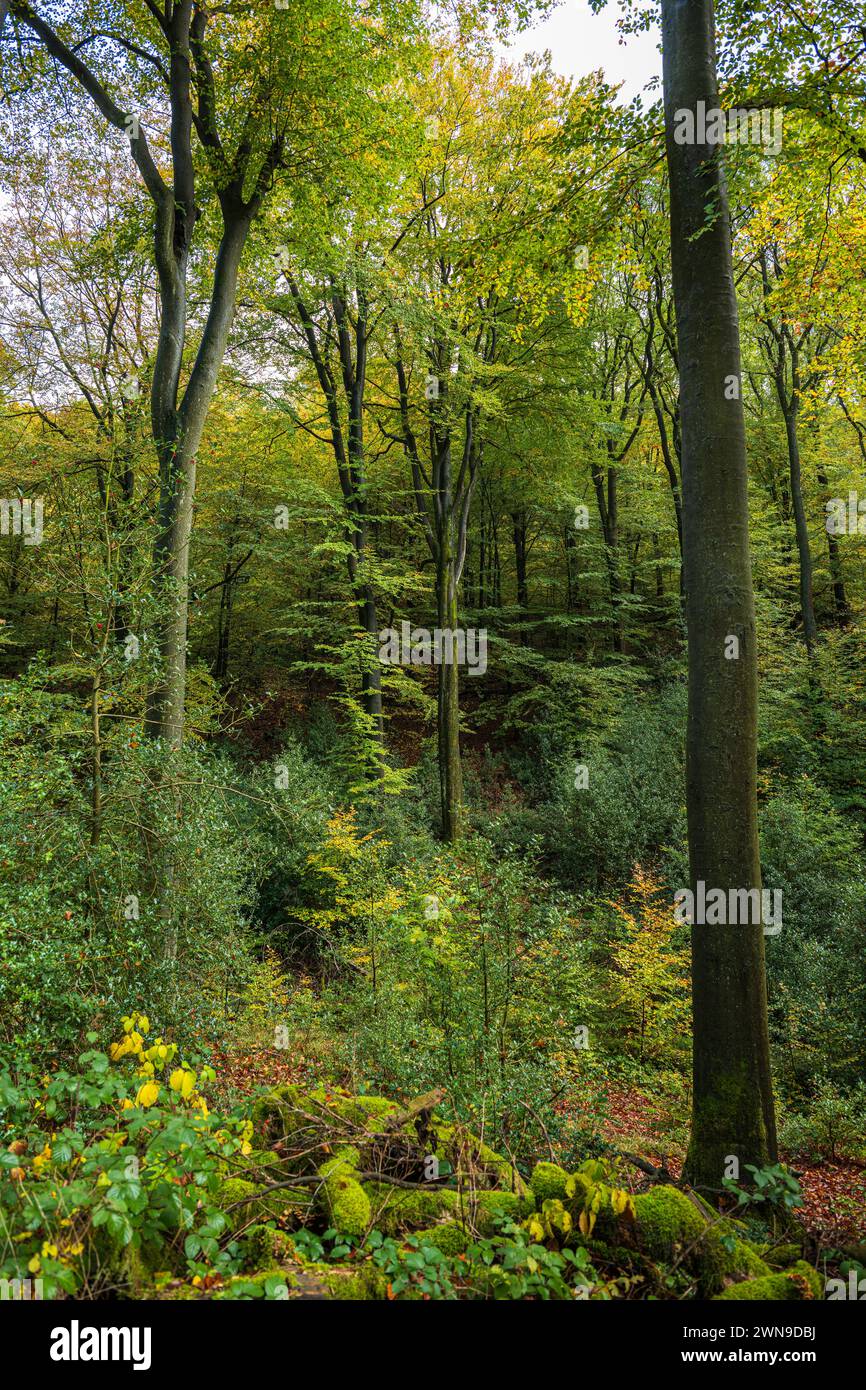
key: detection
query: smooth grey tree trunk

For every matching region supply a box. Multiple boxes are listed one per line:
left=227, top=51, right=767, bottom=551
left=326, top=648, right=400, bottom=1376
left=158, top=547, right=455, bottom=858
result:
left=661, top=0, right=777, bottom=1193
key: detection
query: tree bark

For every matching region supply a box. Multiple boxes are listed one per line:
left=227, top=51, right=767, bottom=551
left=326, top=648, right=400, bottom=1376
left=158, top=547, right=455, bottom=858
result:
left=662, top=0, right=777, bottom=1192
left=395, top=344, right=478, bottom=839
left=816, top=463, right=850, bottom=624
left=437, top=504, right=465, bottom=842
left=512, top=509, right=529, bottom=609
left=782, top=400, right=818, bottom=651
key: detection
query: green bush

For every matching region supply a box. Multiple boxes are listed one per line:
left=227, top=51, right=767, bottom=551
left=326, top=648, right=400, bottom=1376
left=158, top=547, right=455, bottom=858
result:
left=778, top=1079, right=866, bottom=1163
left=760, top=778, right=866, bottom=1086
left=0, top=1021, right=255, bottom=1299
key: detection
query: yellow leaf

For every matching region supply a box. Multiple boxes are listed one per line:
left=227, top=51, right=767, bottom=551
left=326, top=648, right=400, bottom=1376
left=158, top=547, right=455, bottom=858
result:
left=135, top=1081, right=159, bottom=1108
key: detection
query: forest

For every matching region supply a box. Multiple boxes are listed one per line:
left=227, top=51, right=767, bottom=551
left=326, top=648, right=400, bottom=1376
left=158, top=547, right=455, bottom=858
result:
left=0, top=0, right=864, bottom=1323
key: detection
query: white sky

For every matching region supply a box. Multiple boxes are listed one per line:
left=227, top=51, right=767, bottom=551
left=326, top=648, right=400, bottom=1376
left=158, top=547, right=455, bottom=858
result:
left=498, top=0, right=662, bottom=104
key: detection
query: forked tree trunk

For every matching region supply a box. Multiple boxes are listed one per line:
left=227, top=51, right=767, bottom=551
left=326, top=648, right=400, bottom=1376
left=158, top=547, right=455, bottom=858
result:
left=145, top=213, right=252, bottom=746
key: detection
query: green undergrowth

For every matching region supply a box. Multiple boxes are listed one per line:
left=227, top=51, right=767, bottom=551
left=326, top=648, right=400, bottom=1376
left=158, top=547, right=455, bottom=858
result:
left=0, top=1045, right=826, bottom=1302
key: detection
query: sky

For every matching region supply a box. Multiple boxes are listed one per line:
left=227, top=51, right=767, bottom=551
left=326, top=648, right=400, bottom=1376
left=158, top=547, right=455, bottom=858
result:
left=497, top=0, right=662, bottom=105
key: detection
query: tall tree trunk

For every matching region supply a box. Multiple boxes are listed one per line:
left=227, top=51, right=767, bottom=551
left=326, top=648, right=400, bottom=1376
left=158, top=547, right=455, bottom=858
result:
left=564, top=524, right=578, bottom=618
left=816, top=464, right=850, bottom=623
left=782, top=402, right=817, bottom=651
left=653, top=397, right=685, bottom=586
left=145, top=213, right=251, bottom=746
left=662, top=0, right=777, bottom=1192
left=512, top=509, right=529, bottom=608
left=395, top=351, right=478, bottom=839
left=358, top=582, right=383, bottom=744
left=437, top=520, right=464, bottom=842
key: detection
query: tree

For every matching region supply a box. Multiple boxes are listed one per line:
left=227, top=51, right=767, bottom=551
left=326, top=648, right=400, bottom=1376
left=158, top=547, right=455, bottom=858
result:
left=1, top=0, right=385, bottom=746
left=610, top=865, right=689, bottom=1063
left=661, top=0, right=777, bottom=1191
left=387, top=52, right=612, bottom=836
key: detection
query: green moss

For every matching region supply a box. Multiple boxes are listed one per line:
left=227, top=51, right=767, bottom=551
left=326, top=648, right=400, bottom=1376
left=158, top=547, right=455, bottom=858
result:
left=251, top=1084, right=328, bottom=1156
left=361, top=1179, right=530, bottom=1239
left=630, top=1188, right=774, bottom=1295
left=91, top=1217, right=175, bottom=1296
left=762, top=1242, right=804, bottom=1270
left=318, top=1148, right=371, bottom=1239
left=530, top=1162, right=572, bottom=1203
left=216, top=1176, right=307, bottom=1232
left=694, top=1233, right=772, bottom=1295
left=714, top=1261, right=821, bottom=1301
left=724, top=1240, right=771, bottom=1280
left=363, top=1180, right=463, bottom=1232
left=430, top=1119, right=456, bottom=1155
left=301, top=1088, right=401, bottom=1133
left=108, top=1241, right=153, bottom=1297
left=529, top=1162, right=596, bottom=1222
left=267, top=1236, right=388, bottom=1300
left=242, top=1147, right=281, bottom=1166
left=634, top=1186, right=707, bottom=1259
left=242, top=1223, right=297, bottom=1272
left=413, top=1222, right=469, bottom=1256
left=342, top=1094, right=399, bottom=1125
left=332, top=1142, right=361, bottom=1167
left=318, top=1264, right=388, bottom=1300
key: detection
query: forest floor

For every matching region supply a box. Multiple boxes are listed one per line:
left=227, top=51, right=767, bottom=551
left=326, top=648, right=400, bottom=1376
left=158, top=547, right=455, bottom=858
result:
left=210, top=1041, right=866, bottom=1247
left=591, top=1083, right=866, bottom=1244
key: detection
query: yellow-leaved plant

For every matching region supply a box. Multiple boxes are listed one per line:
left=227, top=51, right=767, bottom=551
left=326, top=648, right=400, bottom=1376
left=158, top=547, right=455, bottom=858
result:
left=108, top=1011, right=215, bottom=1119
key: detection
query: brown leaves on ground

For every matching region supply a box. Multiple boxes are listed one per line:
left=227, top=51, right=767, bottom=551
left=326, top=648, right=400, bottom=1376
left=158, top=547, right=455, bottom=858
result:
left=561, top=1081, right=866, bottom=1243
left=209, top=1044, right=312, bottom=1104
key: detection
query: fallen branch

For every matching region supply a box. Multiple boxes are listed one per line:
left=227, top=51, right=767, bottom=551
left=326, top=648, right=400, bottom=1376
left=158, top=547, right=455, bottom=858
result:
left=378, top=1088, right=446, bottom=1134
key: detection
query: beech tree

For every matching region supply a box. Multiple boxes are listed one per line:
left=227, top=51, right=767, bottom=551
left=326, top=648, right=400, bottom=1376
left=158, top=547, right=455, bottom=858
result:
left=661, top=0, right=777, bottom=1190
left=1, top=0, right=392, bottom=746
